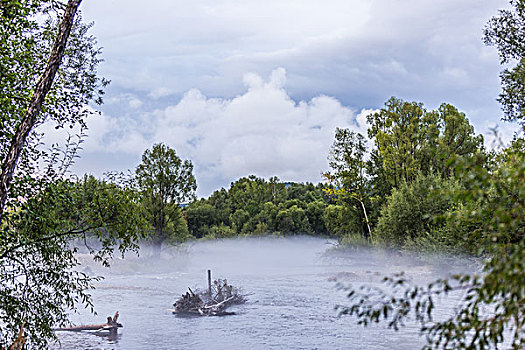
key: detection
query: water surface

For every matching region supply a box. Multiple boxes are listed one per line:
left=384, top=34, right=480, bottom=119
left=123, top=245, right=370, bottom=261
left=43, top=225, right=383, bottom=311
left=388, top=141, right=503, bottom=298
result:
left=51, top=237, right=473, bottom=349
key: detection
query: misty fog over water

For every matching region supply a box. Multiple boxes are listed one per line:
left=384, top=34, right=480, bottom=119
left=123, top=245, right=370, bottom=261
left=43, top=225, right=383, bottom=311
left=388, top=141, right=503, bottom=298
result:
left=51, top=236, right=477, bottom=349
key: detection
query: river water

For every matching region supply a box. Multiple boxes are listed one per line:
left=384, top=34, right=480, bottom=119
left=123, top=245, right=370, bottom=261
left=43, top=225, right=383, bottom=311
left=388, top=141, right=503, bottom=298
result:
left=50, top=236, right=475, bottom=350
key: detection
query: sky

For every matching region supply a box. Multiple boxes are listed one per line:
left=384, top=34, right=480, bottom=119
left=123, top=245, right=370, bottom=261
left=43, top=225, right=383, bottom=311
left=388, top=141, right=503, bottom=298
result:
left=50, top=0, right=521, bottom=196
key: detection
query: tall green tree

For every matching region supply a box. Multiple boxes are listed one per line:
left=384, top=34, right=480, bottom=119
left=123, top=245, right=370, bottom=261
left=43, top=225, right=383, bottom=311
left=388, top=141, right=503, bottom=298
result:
left=0, top=0, right=107, bottom=218
left=0, top=1, right=144, bottom=347
left=325, top=128, right=372, bottom=238
left=367, top=98, right=484, bottom=188
left=135, top=143, right=196, bottom=255
left=367, top=97, right=429, bottom=187
left=431, top=104, right=485, bottom=178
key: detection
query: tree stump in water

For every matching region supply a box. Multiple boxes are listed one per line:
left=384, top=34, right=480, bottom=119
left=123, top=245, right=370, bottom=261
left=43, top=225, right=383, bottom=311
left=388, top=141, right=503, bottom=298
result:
left=171, top=278, right=246, bottom=316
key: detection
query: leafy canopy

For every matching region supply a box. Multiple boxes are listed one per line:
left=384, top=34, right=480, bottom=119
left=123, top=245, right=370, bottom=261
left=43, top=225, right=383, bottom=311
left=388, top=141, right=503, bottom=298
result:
left=135, top=143, right=196, bottom=250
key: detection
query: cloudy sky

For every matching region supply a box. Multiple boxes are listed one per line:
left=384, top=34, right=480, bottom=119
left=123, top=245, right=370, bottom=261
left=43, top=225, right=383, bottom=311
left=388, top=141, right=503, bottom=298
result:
left=56, top=0, right=520, bottom=196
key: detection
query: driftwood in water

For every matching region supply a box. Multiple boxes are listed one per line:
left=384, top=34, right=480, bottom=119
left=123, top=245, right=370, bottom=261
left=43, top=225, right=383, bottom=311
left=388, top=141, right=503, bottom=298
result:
left=171, top=278, right=246, bottom=316
left=54, top=311, right=122, bottom=332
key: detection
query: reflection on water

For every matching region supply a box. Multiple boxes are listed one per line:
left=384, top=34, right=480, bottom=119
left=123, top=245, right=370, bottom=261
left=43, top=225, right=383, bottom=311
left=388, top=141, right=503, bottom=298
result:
left=50, top=236, right=475, bottom=350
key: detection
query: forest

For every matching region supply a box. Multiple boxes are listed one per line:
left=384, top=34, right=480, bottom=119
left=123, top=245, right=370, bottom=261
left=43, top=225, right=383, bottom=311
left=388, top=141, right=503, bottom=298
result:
left=0, top=0, right=524, bottom=349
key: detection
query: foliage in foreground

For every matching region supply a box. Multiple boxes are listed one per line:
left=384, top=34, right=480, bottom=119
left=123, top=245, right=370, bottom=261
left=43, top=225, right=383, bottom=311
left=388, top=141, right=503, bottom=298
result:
left=0, top=1, right=144, bottom=348
left=1, top=176, right=144, bottom=348
left=484, top=0, right=525, bottom=125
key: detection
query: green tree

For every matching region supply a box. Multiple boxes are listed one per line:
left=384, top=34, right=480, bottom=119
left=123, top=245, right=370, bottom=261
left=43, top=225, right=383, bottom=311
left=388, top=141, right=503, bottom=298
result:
left=185, top=200, right=219, bottom=238
left=305, top=200, right=328, bottom=235
left=323, top=204, right=358, bottom=237
left=276, top=205, right=311, bottom=234
left=326, top=128, right=372, bottom=238
left=367, top=98, right=429, bottom=187
left=135, top=143, right=196, bottom=255
left=431, top=104, right=485, bottom=178
left=208, top=223, right=236, bottom=238
left=286, top=182, right=323, bottom=203
left=367, top=98, right=484, bottom=188
left=373, top=173, right=462, bottom=249
left=206, top=188, right=231, bottom=224
left=227, top=176, right=280, bottom=216
left=484, top=0, right=525, bottom=125
left=255, top=201, right=280, bottom=233
left=0, top=1, right=143, bottom=348
left=229, top=208, right=250, bottom=233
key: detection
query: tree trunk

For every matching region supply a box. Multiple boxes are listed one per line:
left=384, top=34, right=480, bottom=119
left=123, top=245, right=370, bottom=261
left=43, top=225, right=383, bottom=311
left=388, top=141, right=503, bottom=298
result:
left=0, top=0, right=82, bottom=221
left=151, top=230, right=163, bottom=258
left=356, top=196, right=372, bottom=241
left=5, top=322, right=25, bottom=350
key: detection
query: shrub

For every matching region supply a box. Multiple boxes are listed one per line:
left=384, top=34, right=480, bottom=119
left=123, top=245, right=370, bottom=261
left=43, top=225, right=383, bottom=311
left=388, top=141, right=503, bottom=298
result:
left=374, top=173, right=461, bottom=248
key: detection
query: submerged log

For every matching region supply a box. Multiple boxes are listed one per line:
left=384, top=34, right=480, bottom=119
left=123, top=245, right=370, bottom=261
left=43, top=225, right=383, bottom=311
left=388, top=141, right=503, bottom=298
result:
left=54, top=311, right=122, bottom=332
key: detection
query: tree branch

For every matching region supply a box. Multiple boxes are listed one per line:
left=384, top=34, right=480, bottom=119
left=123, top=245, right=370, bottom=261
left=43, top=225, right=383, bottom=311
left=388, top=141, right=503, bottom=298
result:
left=0, top=224, right=93, bottom=259
left=0, top=0, right=83, bottom=221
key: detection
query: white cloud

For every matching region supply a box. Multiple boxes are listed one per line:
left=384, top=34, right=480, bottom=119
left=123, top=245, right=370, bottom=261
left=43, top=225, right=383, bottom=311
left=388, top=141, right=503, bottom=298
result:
left=82, top=112, right=150, bottom=156
left=149, top=87, right=175, bottom=99
left=82, top=69, right=370, bottom=195
left=128, top=98, right=143, bottom=109
left=107, top=93, right=143, bottom=109
left=153, top=69, right=370, bottom=194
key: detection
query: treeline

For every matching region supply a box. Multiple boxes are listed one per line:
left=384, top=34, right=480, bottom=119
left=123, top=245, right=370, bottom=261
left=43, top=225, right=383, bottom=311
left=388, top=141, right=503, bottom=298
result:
left=139, top=97, right=518, bottom=257
left=185, top=177, right=334, bottom=238
left=134, top=165, right=364, bottom=241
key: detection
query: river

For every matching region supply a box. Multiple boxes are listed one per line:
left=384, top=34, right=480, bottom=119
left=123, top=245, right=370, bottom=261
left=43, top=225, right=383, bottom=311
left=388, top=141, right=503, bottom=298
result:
left=50, top=236, right=475, bottom=349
